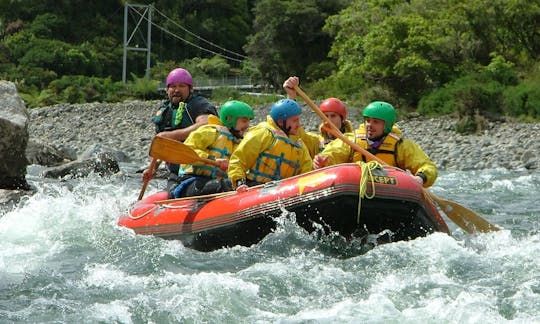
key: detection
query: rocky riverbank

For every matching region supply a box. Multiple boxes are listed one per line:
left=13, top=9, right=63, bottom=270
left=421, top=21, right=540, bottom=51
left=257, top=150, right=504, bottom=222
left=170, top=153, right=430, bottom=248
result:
left=28, top=100, right=540, bottom=171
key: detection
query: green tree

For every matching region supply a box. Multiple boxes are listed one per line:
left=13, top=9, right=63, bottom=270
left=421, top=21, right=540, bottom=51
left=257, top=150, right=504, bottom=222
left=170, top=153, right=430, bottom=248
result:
left=325, top=0, right=472, bottom=106
left=244, top=0, right=346, bottom=88
left=323, top=0, right=540, bottom=107
left=0, top=0, right=124, bottom=42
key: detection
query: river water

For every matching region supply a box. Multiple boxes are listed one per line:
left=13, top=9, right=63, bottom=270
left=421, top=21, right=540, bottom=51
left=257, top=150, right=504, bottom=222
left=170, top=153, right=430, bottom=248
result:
left=1, top=166, right=539, bottom=323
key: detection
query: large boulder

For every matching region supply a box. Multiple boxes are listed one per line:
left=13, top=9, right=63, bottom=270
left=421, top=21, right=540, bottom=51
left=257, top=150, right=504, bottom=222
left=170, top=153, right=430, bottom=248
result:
left=0, top=81, right=30, bottom=189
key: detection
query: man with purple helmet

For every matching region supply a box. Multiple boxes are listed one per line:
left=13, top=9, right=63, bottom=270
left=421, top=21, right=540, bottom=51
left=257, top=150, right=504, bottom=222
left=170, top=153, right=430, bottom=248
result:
left=153, top=68, right=217, bottom=139
left=142, top=67, right=218, bottom=192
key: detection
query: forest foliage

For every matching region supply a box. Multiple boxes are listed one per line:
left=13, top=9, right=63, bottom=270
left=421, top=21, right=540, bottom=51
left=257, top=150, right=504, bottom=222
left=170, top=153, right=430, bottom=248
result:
left=0, top=0, right=539, bottom=126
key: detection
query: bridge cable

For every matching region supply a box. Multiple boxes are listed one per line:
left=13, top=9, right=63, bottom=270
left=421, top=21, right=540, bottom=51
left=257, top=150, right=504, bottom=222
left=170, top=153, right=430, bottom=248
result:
left=129, top=6, right=245, bottom=63
left=153, top=7, right=247, bottom=60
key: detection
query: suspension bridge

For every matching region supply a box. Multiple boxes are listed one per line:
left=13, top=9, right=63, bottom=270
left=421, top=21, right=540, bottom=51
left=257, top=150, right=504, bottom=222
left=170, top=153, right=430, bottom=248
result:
left=122, top=3, right=266, bottom=93
left=157, top=76, right=268, bottom=95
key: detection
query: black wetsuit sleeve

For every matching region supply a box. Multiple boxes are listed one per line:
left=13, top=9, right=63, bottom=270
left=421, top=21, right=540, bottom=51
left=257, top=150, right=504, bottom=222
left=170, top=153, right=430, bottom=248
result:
left=189, top=95, right=218, bottom=118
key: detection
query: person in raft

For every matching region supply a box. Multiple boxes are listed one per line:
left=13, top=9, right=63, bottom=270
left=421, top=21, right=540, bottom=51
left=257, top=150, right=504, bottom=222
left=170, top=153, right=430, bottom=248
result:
left=282, top=76, right=354, bottom=158
left=168, top=100, right=254, bottom=198
left=227, top=98, right=313, bottom=192
left=313, top=101, right=438, bottom=188
left=142, top=67, right=218, bottom=193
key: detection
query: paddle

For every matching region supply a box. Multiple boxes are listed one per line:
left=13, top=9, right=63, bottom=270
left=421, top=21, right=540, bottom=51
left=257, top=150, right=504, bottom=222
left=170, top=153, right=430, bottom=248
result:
left=137, top=136, right=221, bottom=200
left=293, top=85, right=501, bottom=233
left=148, top=136, right=221, bottom=167
left=137, top=157, right=157, bottom=200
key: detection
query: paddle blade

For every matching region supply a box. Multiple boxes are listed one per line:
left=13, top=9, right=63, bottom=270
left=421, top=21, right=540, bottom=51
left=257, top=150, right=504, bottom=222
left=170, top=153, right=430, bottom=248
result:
left=149, top=136, right=198, bottom=164
left=149, top=136, right=220, bottom=166
left=427, top=191, right=501, bottom=233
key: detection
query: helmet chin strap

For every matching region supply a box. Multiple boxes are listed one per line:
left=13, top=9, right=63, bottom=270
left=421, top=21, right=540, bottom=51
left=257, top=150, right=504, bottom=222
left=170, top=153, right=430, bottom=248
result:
left=278, top=120, right=291, bottom=135
left=230, top=128, right=244, bottom=141
left=340, top=120, right=346, bottom=133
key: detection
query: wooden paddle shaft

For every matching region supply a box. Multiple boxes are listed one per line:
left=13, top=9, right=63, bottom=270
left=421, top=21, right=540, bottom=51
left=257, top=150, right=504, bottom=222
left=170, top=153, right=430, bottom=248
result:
left=294, top=85, right=385, bottom=165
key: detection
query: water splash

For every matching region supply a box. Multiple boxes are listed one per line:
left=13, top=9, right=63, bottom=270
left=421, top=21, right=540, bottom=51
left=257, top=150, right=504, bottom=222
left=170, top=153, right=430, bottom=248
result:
left=1, top=169, right=540, bottom=322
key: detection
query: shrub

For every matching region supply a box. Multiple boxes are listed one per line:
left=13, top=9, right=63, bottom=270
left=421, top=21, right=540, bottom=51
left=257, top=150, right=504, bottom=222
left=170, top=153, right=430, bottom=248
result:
left=126, top=73, right=160, bottom=100
left=48, top=75, right=125, bottom=103
left=28, top=13, right=67, bottom=39
left=484, top=54, right=518, bottom=86
left=20, top=88, right=59, bottom=108
left=355, top=85, right=397, bottom=109
left=418, top=72, right=504, bottom=118
left=209, top=86, right=280, bottom=108
left=503, top=81, right=540, bottom=119
left=453, top=79, right=504, bottom=120
left=304, top=61, right=336, bottom=83
left=210, top=86, right=242, bottom=102
left=417, top=86, right=456, bottom=115
left=454, top=111, right=488, bottom=134
left=309, top=72, right=365, bottom=100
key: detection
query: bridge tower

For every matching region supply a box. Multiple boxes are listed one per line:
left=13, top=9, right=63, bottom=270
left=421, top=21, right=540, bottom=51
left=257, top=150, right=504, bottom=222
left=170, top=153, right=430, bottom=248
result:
left=122, top=3, right=152, bottom=83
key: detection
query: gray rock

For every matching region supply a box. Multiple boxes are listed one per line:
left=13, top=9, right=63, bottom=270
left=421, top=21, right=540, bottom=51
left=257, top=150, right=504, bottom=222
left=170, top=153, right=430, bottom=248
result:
left=0, top=81, right=30, bottom=189
left=26, top=98, right=540, bottom=173
left=42, top=152, right=120, bottom=178
left=0, top=188, right=34, bottom=212
left=26, top=139, right=73, bottom=166
left=79, top=143, right=131, bottom=162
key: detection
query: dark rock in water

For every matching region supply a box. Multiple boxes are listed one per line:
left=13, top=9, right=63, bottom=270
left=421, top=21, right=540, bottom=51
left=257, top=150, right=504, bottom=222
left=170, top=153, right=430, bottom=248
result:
left=26, top=139, right=74, bottom=166
left=0, top=188, right=35, bottom=213
left=0, top=81, right=30, bottom=190
left=42, top=152, right=120, bottom=178
left=521, top=151, right=539, bottom=170
left=80, top=144, right=131, bottom=162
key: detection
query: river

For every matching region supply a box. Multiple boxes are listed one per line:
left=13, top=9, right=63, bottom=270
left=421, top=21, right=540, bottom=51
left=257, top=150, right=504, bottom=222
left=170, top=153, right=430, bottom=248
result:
left=1, top=166, right=539, bottom=323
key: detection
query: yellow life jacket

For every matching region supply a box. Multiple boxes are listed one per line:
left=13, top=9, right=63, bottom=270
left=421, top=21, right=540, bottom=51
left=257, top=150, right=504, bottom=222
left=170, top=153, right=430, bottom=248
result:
left=184, top=125, right=236, bottom=178
left=247, top=126, right=305, bottom=183
left=353, top=124, right=403, bottom=166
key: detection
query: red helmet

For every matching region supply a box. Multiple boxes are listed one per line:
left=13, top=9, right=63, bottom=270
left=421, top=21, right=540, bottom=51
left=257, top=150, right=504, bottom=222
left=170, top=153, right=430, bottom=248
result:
left=320, top=98, right=346, bottom=120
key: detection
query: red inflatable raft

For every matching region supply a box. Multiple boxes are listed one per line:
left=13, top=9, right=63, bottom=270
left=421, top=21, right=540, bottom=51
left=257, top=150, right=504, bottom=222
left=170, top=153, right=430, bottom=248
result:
left=118, top=163, right=449, bottom=251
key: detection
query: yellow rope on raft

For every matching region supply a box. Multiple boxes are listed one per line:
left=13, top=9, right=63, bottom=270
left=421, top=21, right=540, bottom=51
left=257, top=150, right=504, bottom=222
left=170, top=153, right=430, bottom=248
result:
left=356, top=160, right=382, bottom=223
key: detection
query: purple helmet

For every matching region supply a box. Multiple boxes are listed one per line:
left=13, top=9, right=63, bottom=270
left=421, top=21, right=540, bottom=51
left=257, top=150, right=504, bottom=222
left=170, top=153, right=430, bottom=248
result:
left=166, top=68, right=193, bottom=87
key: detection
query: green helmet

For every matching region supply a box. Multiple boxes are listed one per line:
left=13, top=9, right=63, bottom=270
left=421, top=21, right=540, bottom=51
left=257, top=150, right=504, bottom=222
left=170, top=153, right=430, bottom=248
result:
left=362, top=101, right=397, bottom=134
left=219, top=100, right=254, bottom=129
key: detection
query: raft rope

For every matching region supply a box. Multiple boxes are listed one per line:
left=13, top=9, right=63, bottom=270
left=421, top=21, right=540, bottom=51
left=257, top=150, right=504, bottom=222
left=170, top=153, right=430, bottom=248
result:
left=153, top=191, right=236, bottom=205
left=128, top=204, right=158, bottom=220
left=356, top=160, right=382, bottom=223
left=128, top=191, right=236, bottom=219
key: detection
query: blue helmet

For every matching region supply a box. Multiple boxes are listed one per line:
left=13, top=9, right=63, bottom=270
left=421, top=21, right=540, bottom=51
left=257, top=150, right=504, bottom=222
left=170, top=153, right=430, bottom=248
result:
left=270, top=99, right=302, bottom=122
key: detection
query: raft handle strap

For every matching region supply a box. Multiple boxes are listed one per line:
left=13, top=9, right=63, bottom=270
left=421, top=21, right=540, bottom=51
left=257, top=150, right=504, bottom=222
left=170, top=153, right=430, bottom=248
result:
left=356, top=161, right=381, bottom=223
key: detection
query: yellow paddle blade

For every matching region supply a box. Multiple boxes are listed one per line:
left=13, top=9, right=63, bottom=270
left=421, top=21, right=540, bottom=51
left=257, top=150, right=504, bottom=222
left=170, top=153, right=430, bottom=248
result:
left=427, top=191, right=501, bottom=233
left=149, top=136, right=220, bottom=166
